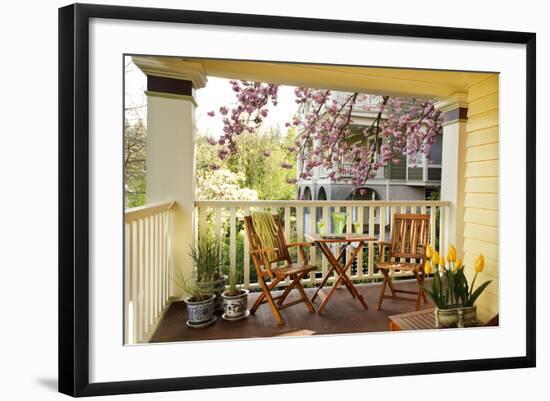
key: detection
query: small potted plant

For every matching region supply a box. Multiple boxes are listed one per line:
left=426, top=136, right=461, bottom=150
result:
left=317, top=220, right=327, bottom=235
left=221, top=270, right=249, bottom=321
left=332, top=212, right=346, bottom=234
left=191, top=234, right=226, bottom=314
left=173, top=272, right=215, bottom=328
left=422, top=245, right=492, bottom=328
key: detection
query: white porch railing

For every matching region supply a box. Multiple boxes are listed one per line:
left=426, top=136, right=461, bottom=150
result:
left=124, top=201, right=174, bottom=344
left=195, top=200, right=450, bottom=290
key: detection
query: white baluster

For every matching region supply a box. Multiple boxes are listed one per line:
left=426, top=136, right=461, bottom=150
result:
left=124, top=223, right=131, bottom=344
left=368, top=205, right=375, bottom=277
left=131, top=221, right=138, bottom=344
left=309, top=205, right=317, bottom=284
left=439, top=206, right=446, bottom=253
left=146, top=216, right=153, bottom=332
left=357, top=206, right=364, bottom=278
left=346, top=206, right=353, bottom=278
left=378, top=206, right=386, bottom=280
left=137, top=219, right=144, bottom=342
left=430, top=206, right=436, bottom=248
left=243, top=207, right=250, bottom=289
left=230, top=208, right=236, bottom=275
left=322, top=206, right=329, bottom=275
left=296, top=206, right=304, bottom=265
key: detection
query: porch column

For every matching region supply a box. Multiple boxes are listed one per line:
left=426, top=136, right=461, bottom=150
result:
left=133, top=58, right=207, bottom=299
left=435, top=93, right=468, bottom=255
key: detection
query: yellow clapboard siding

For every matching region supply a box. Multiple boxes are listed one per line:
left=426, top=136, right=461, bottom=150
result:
left=464, top=239, right=499, bottom=261
left=475, top=291, right=499, bottom=318
left=466, top=126, right=499, bottom=147
left=464, top=222, right=499, bottom=244
left=465, top=160, right=499, bottom=177
left=465, top=143, right=499, bottom=162
left=466, top=109, right=499, bottom=132
left=464, top=193, right=498, bottom=210
left=465, top=271, right=499, bottom=298
left=464, top=208, right=499, bottom=227
left=467, top=74, right=499, bottom=102
left=462, top=73, right=499, bottom=320
left=468, top=92, right=499, bottom=116
left=464, top=253, right=499, bottom=277
left=477, top=303, right=498, bottom=323
left=464, top=177, right=499, bottom=193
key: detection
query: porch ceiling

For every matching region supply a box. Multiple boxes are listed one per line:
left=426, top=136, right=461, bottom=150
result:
left=133, top=55, right=495, bottom=99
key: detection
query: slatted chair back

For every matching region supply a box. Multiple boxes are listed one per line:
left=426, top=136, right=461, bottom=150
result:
left=243, top=213, right=316, bottom=325
left=388, top=214, right=431, bottom=262
left=244, top=215, right=292, bottom=267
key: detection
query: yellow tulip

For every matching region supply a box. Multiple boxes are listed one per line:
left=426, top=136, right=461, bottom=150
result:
left=426, top=245, right=433, bottom=259
left=455, top=258, right=463, bottom=270
left=447, top=245, right=457, bottom=262
left=424, top=260, right=432, bottom=274
left=432, top=250, right=439, bottom=266
left=475, top=254, right=485, bottom=273
left=440, top=254, right=446, bottom=266
left=447, top=245, right=456, bottom=262
left=446, top=251, right=453, bottom=263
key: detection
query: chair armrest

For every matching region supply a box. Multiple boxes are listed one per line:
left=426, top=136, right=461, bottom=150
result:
left=286, top=242, right=313, bottom=248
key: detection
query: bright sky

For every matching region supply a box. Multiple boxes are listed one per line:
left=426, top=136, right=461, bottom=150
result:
left=124, top=58, right=299, bottom=137
left=196, top=77, right=298, bottom=138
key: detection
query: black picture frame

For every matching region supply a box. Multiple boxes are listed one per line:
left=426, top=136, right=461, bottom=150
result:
left=58, top=3, right=536, bottom=397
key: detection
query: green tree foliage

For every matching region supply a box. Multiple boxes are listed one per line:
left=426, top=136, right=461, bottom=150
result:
left=196, top=128, right=297, bottom=201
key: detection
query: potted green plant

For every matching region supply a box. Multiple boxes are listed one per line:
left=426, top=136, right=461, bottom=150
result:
left=422, top=245, right=492, bottom=328
left=191, top=234, right=226, bottom=314
left=317, top=220, right=327, bottom=235
left=172, top=272, right=215, bottom=328
left=332, top=212, right=346, bottom=234
left=221, top=270, right=249, bottom=321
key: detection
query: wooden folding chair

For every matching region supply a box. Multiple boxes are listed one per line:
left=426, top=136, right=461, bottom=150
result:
left=376, top=213, right=430, bottom=311
left=244, top=214, right=316, bottom=325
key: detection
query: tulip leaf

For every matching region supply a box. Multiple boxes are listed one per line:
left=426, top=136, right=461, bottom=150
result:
left=421, top=287, right=439, bottom=307
left=432, top=271, right=442, bottom=307
left=467, top=280, right=492, bottom=306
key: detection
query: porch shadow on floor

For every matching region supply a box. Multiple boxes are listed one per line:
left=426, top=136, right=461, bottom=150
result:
left=150, top=280, right=434, bottom=343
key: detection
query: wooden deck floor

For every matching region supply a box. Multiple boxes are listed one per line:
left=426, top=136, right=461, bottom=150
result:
left=150, top=280, right=435, bottom=343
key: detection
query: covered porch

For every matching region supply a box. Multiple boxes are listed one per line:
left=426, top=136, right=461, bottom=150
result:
left=150, top=281, right=433, bottom=342
left=124, top=56, right=500, bottom=345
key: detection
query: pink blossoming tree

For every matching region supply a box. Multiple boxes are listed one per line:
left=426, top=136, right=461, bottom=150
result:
left=206, top=80, right=442, bottom=188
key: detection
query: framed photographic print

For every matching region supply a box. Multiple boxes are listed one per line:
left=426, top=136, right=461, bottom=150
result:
left=58, top=3, right=536, bottom=397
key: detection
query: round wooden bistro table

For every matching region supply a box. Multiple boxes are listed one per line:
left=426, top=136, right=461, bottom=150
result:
left=305, top=233, right=378, bottom=313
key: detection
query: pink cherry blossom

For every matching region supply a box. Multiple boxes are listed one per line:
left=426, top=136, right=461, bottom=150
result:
left=206, top=80, right=442, bottom=188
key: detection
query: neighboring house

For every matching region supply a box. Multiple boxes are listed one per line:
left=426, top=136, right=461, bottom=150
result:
left=297, top=92, right=442, bottom=202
